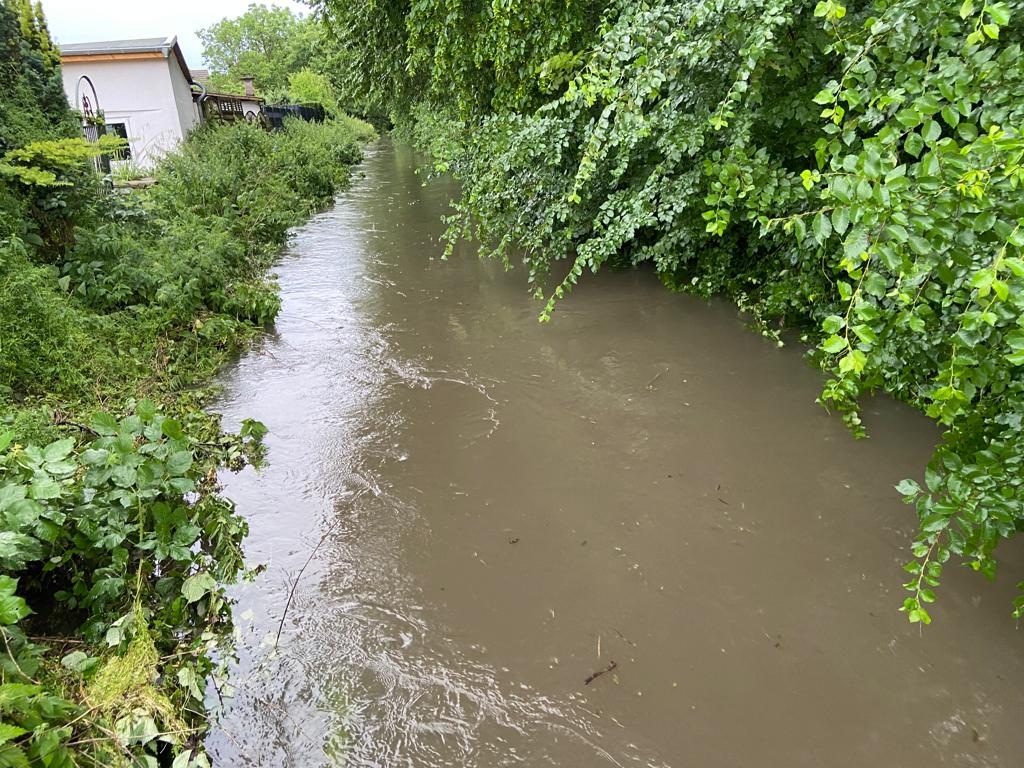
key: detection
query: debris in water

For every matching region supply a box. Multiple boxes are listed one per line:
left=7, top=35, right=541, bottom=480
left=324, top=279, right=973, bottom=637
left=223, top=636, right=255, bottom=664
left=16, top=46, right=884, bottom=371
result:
left=585, top=661, right=618, bottom=686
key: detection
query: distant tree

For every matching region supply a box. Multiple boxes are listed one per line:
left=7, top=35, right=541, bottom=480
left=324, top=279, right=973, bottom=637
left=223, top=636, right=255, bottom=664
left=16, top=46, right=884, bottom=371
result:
left=287, top=67, right=337, bottom=113
left=198, top=3, right=320, bottom=98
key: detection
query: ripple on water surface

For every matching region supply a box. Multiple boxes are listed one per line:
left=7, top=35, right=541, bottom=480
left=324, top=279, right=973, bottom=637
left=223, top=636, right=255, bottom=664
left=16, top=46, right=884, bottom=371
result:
left=207, top=142, right=1024, bottom=768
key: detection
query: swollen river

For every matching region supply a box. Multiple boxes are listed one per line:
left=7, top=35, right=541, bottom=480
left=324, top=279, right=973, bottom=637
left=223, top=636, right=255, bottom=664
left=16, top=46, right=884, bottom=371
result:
left=207, top=142, right=1024, bottom=767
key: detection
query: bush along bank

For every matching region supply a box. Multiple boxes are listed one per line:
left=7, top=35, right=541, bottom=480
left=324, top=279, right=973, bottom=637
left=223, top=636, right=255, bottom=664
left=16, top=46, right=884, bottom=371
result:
left=0, top=116, right=375, bottom=767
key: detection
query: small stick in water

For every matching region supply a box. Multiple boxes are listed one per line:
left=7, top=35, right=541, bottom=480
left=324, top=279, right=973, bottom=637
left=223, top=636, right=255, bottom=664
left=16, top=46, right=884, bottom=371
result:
left=585, top=660, right=618, bottom=685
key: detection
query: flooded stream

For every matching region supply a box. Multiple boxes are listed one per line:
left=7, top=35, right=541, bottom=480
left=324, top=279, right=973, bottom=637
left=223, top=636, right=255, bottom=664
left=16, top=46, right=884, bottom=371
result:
left=207, top=141, right=1024, bottom=767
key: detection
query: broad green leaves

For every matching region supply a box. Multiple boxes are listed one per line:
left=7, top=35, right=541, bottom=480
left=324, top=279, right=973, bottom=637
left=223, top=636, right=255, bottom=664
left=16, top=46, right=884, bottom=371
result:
left=0, top=405, right=266, bottom=766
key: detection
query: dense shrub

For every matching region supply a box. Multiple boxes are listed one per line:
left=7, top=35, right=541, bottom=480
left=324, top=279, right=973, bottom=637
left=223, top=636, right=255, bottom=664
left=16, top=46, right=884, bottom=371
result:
left=0, top=242, right=103, bottom=397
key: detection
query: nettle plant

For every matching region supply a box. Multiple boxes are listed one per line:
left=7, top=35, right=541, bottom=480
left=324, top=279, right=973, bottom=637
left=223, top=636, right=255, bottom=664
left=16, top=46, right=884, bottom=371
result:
left=0, top=403, right=265, bottom=766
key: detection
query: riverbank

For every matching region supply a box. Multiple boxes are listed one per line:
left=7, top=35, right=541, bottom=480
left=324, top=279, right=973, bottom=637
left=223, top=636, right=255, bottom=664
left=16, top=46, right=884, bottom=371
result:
left=0, top=118, right=374, bottom=766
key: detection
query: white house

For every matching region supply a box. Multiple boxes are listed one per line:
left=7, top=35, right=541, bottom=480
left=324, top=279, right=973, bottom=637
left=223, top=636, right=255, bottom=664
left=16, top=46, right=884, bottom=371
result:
left=59, top=37, right=201, bottom=167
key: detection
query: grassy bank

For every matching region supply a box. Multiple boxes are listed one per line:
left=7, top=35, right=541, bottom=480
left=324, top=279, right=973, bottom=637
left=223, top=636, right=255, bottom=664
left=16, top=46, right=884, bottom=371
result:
left=0, top=116, right=374, bottom=767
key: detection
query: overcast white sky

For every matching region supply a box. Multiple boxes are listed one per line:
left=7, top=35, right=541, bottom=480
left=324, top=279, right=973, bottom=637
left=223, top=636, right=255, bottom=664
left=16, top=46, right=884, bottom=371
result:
left=40, top=0, right=308, bottom=68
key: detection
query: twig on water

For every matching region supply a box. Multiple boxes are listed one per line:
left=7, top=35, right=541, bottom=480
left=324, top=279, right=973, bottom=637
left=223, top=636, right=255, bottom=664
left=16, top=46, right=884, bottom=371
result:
left=274, top=491, right=367, bottom=646
left=584, top=660, right=618, bottom=685
left=645, top=368, right=669, bottom=390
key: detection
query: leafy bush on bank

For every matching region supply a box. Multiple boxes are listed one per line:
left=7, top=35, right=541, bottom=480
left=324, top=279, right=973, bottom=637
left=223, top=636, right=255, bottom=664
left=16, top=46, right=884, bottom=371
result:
left=0, top=116, right=374, bottom=766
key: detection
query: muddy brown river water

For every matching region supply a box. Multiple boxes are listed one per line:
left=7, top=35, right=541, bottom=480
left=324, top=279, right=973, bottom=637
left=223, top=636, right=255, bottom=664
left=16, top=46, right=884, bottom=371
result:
left=206, top=141, right=1024, bottom=767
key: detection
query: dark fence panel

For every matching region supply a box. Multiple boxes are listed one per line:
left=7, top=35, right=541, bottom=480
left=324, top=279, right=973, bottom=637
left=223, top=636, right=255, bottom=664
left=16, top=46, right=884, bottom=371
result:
left=262, top=104, right=326, bottom=130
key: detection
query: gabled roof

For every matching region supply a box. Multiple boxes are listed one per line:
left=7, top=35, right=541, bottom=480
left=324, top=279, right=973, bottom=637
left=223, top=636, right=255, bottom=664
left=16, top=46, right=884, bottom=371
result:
left=59, top=36, right=193, bottom=84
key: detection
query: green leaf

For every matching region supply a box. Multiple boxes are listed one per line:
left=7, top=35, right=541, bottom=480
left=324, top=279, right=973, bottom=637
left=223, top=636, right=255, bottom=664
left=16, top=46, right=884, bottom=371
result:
left=0, top=432, right=13, bottom=454
left=181, top=572, right=217, bottom=604
left=0, top=724, right=27, bottom=746
left=959, top=0, right=974, bottom=18
left=822, top=315, right=845, bottom=334
left=812, top=211, right=832, bottom=242
left=895, top=479, right=922, bottom=497
left=0, top=743, right=30, bottom=768
left=161, top=419, right=185, bottom=441
left=988, top=2, right=1011, bottom=25
left=60, top=651, right=98, bottom=674
left=863, top=272, right=888, bottom=297
left=822, top=335, right=848, bottom=354
left=80, top=448, right=109, bottom=466
left=852, top=323, right=878, bottom=345
left=90, top=412, right=119, bottom=436
left=0, top=486, right=26, bottom=513
left=812, top=88, right=835, bottom=105
left=165, top=451, right=193, bottom=477
left=0, top=594, right=30, bottom=626
left=30, top=478, right=61, bottom=501
left=0, top=533, right=43, bottom=570
left=831, top=207, right=850, bottom=235
left=41, top=438, right=74, bottom=463
left=136, top=399, right=157, bottom=422
left=908, top=607, right=932, bottom=624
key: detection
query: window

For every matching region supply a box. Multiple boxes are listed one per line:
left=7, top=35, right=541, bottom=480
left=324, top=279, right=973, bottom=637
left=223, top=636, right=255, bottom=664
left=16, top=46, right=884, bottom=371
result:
left=106, top=122, right=131, bottom=160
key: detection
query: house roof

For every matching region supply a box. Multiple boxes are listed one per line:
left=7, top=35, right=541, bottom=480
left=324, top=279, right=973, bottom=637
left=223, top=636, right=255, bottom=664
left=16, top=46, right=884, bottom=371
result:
left=59, top=36, right=193, bottom=84
left=189, top=68, right=210, bottom=84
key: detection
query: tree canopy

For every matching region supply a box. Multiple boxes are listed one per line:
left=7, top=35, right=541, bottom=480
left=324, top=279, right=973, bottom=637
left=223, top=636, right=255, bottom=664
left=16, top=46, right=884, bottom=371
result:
left=198, top=3, right=321, bottom=99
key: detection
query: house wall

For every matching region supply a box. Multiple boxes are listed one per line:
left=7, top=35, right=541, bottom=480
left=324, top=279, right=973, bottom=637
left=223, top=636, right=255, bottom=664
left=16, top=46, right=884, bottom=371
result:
left=61, top=56, right=198, bottom=167
left=166, top=57, right=202, bottom=136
